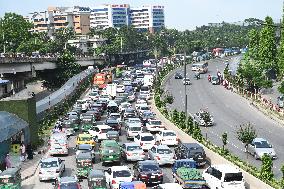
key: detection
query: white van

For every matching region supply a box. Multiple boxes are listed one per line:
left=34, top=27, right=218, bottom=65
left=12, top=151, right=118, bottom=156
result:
left=203, top=164, right=245, bottom=189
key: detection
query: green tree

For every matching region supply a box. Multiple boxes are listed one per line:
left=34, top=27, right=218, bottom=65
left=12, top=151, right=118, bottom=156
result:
left=260, top=154, right=274, bottom=181
left=278, top=5, right=284, bottom=77
left=186, top=116, right=194, bottom=135
left=172, top=109, right=179, bottom=124
left=192, top=125, right=203, bottom=142
left=258, top=16, right=277, bottom=72
left=0, top=12, right=33, bottom=53
left=248, top=29, right=260, bottom=60
left=236, top=123, right=257, bottom=152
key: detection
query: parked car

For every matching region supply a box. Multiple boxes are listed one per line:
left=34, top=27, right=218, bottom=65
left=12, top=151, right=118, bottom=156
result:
left=203, top=164, right=245, bottom=189
left=105, top=166, right=133, bottom=189
left=133, top=160, right=163, bottom=185
left=246, top=138, right=277, bottom=160
left=175, top=142, right=207, bottom=167
left=148, top=145, right=175, bottom=165
left=121, top=143, right=147, bottom=161
left=155, top=130, right=178, bottom=146
left=39, top=157, right=65, bottom=181
left=53, top=176, right=81, bottom=189
left=134, top=133, right=156, bottom=151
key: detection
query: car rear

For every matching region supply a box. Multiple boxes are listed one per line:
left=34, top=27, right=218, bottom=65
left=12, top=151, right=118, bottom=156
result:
left=125, top=145, right=146, bottom=161
left=139, top=162, right=163, bottom=185
left=140, top=135, right=155, bottom=151
left=155, top=148, right=175, bottom=165
left=49, top=143, right=68, bottom=156
left=147, top=120, right=165, bottom=132
left=39, top=159, right=61, bottom=181
left=112, top=170, right=133, bottom=189
left=161, top=131, right=178, bottom=146
left=127, top=125, right=142, bottom=139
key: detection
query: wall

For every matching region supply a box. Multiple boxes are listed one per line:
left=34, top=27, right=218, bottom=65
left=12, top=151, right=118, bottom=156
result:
left=0, top=97, right=39, bottom=147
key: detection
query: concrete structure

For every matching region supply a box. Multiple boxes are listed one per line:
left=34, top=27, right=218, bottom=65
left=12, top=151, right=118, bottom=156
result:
left=129, top=5, right=165, bottom=33
left=68, top=35, right=105, bottom=54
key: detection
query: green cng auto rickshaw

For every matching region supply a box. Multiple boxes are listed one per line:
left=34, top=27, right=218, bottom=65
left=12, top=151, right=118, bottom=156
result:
left=76, top=152, right=93, bottom=178
left=81, top=115, right=95, bottom=132
left=0, top=167, right=21, bottom=189
left=88, top=169, right=107, bottom=189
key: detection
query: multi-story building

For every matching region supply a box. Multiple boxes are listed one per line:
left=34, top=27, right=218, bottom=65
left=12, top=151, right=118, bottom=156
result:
left=27, top=11, right=52, bottom=33
left=90, top=4, right=129, bottom=30
left=130, top=5, right=164, bottom=33
left=68, top=6, right=91, bottom=34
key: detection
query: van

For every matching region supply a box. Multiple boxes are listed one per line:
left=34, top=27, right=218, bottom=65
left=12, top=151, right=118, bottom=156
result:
left=203, top=164, right=245, bottom=189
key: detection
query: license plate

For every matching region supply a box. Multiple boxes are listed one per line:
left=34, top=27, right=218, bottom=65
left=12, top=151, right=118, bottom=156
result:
left=133, top=153, right=137, bottom=156
left=151, top=176, right=155, bottom=178
left=109, top=156, right=113, bottom=158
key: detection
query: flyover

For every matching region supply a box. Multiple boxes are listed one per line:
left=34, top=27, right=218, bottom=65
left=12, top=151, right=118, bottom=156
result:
left=164, top=56, right=284, bottom=178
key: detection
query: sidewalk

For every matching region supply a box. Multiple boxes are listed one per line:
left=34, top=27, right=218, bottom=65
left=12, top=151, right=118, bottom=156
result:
left=149, top=99, right=273, bottom=189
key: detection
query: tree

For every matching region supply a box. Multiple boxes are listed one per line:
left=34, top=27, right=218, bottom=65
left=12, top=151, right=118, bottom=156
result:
left=258, top=16, right=277, bottom=72
left=248, top=29, right=260, bottom=60
left=186, top=116, right=194, bottom=135
left=260, top=154, right=274, bottom=181
left=192, top=125, right=203, bottom=142
left=0, top=13, right=33, bottom=53
left=221, top=132, right=228, bottom=151
left=236, top=123, right=257, bottom=151
left=278, top=5, right=284, bottom=77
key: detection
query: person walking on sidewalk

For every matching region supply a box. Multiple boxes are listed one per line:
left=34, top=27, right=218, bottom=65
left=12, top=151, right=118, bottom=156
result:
left=5, top=154, right=12, bottom=169
left=20, top=143, right=26, bottom=162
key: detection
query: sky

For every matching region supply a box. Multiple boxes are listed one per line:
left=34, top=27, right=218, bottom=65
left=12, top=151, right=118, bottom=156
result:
left=0, top=0, right=283, bottom=30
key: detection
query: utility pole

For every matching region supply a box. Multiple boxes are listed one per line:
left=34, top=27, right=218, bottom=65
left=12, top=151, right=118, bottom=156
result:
left=184, top=51, right=188, bottom=121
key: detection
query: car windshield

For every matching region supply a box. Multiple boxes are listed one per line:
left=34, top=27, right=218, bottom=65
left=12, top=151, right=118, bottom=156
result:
left=255, top=141, right=271, bottom=148
left=59, top=183, right=79, bottom=189
left=157, top=149, right=172, bottom=154
left=163, top=132, right=176, bottom=137
left=127, top=145, right=142, bottom=151
left=141, top=136, right=154, bottom=141
left=130, top=127, right=141, bottom=131
left=150, top=121, right=161, bottom=125
left=141, top=164, right=159, bottom=171
left=212, top=77, right=218, bottom=81
left=78, top=145, right=92, bottom=151
left=126, top=109, right=135, bottom=113
left=129, top=119, right=140, bottom=123
left=224, top=172, right=243, bottom=182
left=41, top=161, right=58, bottom=168
left=113, top=170, right=131, bottom=178
left=79, top=137, right=92, bottom=141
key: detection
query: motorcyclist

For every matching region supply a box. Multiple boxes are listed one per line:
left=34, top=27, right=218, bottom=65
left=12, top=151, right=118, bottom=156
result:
left=207, top=74, right=211, bottom=82
left=195, top=70, right=201, bottom=80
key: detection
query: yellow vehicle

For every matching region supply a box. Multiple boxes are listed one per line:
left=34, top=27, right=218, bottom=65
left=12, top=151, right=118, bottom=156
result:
left=76, top=133, right=96, bottom=147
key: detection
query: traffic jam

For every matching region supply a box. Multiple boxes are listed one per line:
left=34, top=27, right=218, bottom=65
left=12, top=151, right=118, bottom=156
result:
left=40, top=59, right=247, bottom=189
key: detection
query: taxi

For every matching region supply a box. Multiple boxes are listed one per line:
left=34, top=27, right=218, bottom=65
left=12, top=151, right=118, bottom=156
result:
left=76, top=133, right=95, bottom=147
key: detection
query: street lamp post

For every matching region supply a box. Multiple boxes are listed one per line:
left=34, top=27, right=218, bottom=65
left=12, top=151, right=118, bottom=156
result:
left=184, top=51, right=188, bottom=125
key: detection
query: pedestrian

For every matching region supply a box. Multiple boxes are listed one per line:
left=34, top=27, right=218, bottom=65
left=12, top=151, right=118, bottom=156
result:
left=26, top=144, right=33, bottom=160
left=20, top=142, right=26, bottom=162
left=5, top=154, right=12, bottom=169
left=58, top=124, right=63, bottom=132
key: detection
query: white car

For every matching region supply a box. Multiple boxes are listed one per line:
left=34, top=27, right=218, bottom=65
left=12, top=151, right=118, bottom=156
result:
left=99, top=95, right=110, bottom=102
left=148, top=145, right=175, bottom=165
left=105, top=166, right=133, bottom=189
left=145, top=119, right=165, bottom=132
left=121, top=143, right=147, bottom=161
left=134, top=133, right=156, bottom=151
left=203, top=164, right=246, bottom=189
left=76, top=99, right=89, bottom=112
left=156, top=183, right=183, bottom=189
left=39, top=157, right=65, bottom=181
left=136, top=104, right=150, bottom=116
left=155, top=130, right=178, bottom=146
left=49, top=142, right=68, bottom=156
left=88, top=125, right=112, bottom=142
left=125, top=122, right=143, bottom=139
left=139, top=91, right=151, bottom=100
left=117, top=85, right=125, bottom=93
left=119, top=102, right=132, bottom=112
left=88, top=91, right=100, bottom=101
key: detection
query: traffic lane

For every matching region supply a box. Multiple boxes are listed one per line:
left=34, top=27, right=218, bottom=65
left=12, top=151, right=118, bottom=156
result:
left=166, top=64, right=284, bottom=178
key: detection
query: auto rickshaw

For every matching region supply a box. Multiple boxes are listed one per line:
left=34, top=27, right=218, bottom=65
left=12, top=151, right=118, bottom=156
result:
left=0, top=167, right=21, bottom=189
left=88, top=169, right=107, bottom=189
left=76, top=152, right=93, bottom=178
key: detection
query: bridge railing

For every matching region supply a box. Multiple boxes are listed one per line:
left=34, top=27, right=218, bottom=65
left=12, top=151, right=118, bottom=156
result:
left=0, top=56, right=100, bottom=64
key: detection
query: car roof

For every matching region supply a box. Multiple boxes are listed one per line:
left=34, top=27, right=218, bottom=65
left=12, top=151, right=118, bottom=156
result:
left=78, top=144, right=92, bottom=149
left=41, top=157, right=59, bottom=162
left=128, top=118, right=140, bottom=121
left=139, top=133, right=153, bottom=137
left=106, top=119, right=118, bottom=123
left=182, top=143, right=202, bottom=148
left=88, top=169, right=105, bottom=178
left=59, top=176, right=77, bottom=183
left=138, top=160, right=158, bottom=165
left=155, top=145, right=170, bottom=149
left=158, top=183, right=183, bottom=189
left=77, top=151, right=92, bottom=158
left=124, top=142, right=140, bottom=147
left=162, top=130, right=175, bottom=133
left=78, top=133, right=92, bottom=137
left=111, top=166, right=129, bottom=171
left=101, top=140, right=119, bottom=145
left=96, top=124, right=111, bottom=129
left=212, top=164, right=242, bottom=173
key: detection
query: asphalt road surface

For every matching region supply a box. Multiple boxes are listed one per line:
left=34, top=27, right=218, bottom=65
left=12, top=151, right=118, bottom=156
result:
left=22, top=91, right=174, bottom=189
left=165, top=56, right=284, bottom=178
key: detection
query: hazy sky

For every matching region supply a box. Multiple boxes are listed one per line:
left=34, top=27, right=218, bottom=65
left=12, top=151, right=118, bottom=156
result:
left=0, top=0, right=283, bottom=30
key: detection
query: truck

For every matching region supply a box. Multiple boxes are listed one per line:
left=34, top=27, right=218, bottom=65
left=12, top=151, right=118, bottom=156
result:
left=106, top=84, right=117, bottom=98
left=172, top=159, right=208, bottom=189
